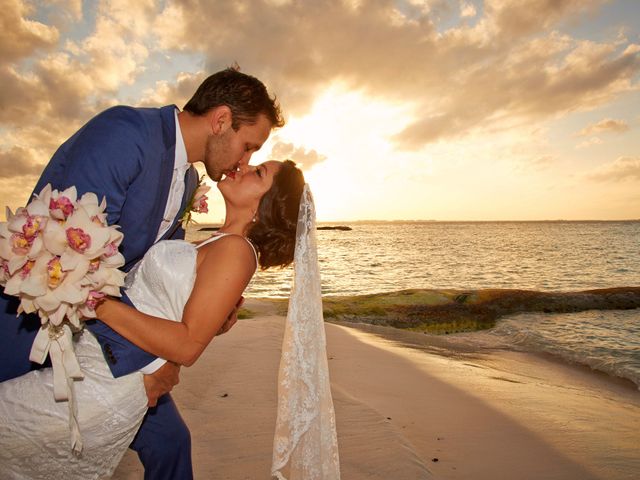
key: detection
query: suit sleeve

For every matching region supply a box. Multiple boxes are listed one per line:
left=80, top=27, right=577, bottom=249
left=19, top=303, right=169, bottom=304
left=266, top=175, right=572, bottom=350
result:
left=34, top=106, right=160, bottom=376
left=33, top=106, right=146, bottom=225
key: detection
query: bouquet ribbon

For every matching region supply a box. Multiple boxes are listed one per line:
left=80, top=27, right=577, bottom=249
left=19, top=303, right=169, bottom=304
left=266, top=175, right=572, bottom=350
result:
left=30, top=324, right=84, bottom=452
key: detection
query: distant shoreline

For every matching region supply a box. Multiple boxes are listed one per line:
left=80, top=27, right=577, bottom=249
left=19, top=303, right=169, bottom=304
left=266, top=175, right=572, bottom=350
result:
left=198, top=225, right=353, bottom=231
left=194, top=219, right=640, bottom=230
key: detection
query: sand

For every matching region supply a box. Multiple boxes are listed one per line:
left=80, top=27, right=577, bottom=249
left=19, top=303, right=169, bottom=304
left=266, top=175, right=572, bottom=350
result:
left=113, top=301, right=640, bottom=480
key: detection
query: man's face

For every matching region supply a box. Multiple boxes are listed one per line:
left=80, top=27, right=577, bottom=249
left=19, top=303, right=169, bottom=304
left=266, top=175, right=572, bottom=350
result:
left=203, top=113, right=272, bottom=182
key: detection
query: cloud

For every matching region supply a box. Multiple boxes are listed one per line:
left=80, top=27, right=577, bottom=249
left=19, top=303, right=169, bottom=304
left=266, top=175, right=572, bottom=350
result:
left=460, top=2, right=477, bottom=18
left=0, top=0, right=59, bottom=62
left=49, top=0, right=83, bottom=21
left=149, top=0, right=637, bottom=149
left=513, top=153, right=556, bottom=172
left=576, top=136, right=603, bottom=149
left=138, top=71, right=206, bottom=108
left=0, top=145, right=45, bottom=178
left=269, top=140, right=327, bottom=169
left=577, top=118, right=630, bottom=136
left=0, top=0, right=638, bottom=222
left=531, top=154, right=555, bottom=167
left=586, top=156, right=640, bottom=182
left=0, top=0, right=161, bottom=183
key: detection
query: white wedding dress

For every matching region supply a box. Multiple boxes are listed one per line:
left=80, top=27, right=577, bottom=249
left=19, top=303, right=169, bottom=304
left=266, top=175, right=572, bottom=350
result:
left=0, top=236, right=235, bottom=479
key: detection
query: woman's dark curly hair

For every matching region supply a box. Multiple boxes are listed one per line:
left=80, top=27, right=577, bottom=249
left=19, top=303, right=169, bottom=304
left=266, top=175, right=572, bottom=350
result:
left=247, top=160, right=305, bottom=269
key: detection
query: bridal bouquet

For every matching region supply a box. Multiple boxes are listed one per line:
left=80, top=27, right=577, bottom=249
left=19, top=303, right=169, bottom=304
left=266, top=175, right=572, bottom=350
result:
left=0, top=184, right=126, bottom=451
left=0, top=184, right=125, bottom=326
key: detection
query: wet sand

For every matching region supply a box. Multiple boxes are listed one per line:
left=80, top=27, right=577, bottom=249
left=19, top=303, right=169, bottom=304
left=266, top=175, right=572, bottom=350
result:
left=113, top=301, right=640, bottom=479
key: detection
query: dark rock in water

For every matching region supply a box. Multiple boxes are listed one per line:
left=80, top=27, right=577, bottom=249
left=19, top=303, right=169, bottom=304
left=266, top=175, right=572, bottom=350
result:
left=317, top=226, right=352, bottom=231
left=454, top=293, right=471, bottom=304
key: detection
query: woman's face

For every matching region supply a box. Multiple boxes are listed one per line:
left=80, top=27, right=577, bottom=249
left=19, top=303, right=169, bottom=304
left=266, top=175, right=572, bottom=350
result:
left=218, top=160, right=282, bottom=210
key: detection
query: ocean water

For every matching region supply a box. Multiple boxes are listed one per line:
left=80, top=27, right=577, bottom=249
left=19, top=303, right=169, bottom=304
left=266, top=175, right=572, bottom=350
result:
left=188, top=221, right=640, bottom=386
left=490, top=309, right=640, bottom=387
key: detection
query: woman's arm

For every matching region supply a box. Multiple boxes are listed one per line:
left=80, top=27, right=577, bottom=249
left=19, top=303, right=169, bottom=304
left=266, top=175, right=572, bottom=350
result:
left=96, top=236, right=256, bottom=367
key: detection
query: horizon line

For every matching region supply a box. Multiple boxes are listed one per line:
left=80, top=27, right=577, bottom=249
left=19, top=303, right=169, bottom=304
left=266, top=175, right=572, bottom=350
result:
left=196, top=218, right=640, bottom=225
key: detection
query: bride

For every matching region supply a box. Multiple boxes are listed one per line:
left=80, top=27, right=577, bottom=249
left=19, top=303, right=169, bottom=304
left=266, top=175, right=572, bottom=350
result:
left=0, top=160, right=339, bottom=479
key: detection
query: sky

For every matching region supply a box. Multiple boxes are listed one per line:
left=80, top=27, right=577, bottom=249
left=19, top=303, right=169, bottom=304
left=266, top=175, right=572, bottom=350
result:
left=0, top=0, right=639, bottom=222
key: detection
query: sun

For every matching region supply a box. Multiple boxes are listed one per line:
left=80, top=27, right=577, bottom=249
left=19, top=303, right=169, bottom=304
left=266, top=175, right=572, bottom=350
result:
left=257, top=85, right=418, bottom=221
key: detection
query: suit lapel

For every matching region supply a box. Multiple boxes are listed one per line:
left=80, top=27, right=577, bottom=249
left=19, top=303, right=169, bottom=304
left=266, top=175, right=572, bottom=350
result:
left=160, top=165, right=198, bottom=241
left=150, top=105, right=179, bottom=237
left=122, top=106, right=177, bottom=271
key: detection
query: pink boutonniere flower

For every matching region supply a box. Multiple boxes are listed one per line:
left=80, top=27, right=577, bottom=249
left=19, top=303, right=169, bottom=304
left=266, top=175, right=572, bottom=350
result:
left=181, top=175, right=211, bottom=228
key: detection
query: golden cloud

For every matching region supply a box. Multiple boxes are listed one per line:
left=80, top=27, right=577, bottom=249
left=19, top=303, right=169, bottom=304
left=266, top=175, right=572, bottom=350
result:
left=269, top=140, right=327, bottom=170
left=0, top=0, right=59, bottom=62
left=578, top=118, right=630, bottom=136
left=145, top=0, right=636, bottom=150
left=587, top=156, right=640, bottom=182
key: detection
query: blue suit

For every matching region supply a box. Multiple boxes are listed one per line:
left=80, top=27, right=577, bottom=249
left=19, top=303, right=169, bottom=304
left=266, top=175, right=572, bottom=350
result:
left=0, top=105, right=197, bottom=479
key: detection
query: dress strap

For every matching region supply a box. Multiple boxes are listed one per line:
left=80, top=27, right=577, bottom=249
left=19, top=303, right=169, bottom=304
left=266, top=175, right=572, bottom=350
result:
left=195, top=233, right=259, bottom=269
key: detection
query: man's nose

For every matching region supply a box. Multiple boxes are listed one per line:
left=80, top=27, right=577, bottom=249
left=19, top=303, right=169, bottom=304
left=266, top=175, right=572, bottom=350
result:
left=237, top=161, right=251, bottom=175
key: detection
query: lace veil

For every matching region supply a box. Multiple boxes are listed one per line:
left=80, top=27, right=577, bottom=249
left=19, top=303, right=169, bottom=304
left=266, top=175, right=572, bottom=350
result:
left=271, top=184, right=340, bottom=480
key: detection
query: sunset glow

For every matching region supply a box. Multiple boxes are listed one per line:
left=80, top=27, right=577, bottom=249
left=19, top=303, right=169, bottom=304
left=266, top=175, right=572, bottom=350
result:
left=1, top=1, right=638, bottom=222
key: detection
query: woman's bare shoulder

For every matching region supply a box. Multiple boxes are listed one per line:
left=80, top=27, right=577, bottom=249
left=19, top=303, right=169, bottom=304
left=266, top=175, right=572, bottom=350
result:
left=196, top=234, right=256, bottom=272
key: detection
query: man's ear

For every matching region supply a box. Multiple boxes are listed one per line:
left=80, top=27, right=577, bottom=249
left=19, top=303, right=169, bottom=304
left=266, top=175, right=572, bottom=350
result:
left=209, top=105, right=233, bottom=135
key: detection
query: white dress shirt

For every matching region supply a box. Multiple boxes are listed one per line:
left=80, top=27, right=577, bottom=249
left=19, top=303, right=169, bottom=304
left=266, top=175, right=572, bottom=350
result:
left=140, top=109, right=189, bottom=375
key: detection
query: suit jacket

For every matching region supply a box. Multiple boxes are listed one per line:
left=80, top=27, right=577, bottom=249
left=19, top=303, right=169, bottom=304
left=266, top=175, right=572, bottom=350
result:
left=4, top=104, right=198, bottom=378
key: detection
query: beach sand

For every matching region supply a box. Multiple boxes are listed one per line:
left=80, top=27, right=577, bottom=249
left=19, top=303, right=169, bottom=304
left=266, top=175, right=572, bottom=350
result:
left=113, top=300, right=640, bottom=480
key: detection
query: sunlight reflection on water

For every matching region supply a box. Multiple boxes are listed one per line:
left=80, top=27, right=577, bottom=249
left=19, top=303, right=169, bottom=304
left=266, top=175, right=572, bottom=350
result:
left=189, top=221, right=640, bottom=298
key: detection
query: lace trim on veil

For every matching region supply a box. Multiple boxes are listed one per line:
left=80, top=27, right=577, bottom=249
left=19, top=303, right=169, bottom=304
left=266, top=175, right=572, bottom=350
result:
left=271, top=185, right=340, bottom=480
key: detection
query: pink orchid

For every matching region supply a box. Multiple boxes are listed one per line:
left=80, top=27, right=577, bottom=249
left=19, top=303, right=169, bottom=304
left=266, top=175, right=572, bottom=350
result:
left=192, top=184, right=211, bottom=211
left=47, top=256, right=67, bottom=288
left=88, top=258, right=100, bottom=273
left=46, top=186, right=78, bottom=221
left=66, top=228, right=91, bottom=253
left=22, top=215, right=45, bottom=239
left=85, top=291, right=106, bottom=311
left=11, top=233, right=32, bottom=256
left=49, top=197, right=75, bottom=219
left=103, top=241, right=118, bottom=257
left=180, top=177, right=211, bottom=227
left=20, top=260, right=35, bottom=279
left=193, top=195, right=209, bottom=214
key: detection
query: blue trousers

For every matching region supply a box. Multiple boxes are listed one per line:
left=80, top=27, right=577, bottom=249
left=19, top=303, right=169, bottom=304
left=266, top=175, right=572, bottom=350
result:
left=132, top=393, right=193, bottom=480
left=0, top=299, right=193, bottom=480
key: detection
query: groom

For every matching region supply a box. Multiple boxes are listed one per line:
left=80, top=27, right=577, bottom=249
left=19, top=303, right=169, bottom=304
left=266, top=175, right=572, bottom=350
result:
left=0, top=67, right=284, bottom=479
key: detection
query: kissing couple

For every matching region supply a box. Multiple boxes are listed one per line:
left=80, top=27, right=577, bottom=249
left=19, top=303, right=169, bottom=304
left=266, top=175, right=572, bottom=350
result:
left=0, top=68, right=340, bottom=479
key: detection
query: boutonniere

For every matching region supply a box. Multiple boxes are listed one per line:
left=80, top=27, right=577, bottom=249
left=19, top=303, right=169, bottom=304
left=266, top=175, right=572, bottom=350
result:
left=181, top=175, right=211, bottom=228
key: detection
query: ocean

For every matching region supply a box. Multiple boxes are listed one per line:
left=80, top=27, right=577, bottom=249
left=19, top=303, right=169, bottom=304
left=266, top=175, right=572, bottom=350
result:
left=188, top=221, right=640, bottom=387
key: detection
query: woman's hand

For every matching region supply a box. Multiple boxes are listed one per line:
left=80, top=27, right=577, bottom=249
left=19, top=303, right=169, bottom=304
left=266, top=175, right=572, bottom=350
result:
left=143, top=362, right=181, bottom=407
left=94, top=296, right=115, bottom=322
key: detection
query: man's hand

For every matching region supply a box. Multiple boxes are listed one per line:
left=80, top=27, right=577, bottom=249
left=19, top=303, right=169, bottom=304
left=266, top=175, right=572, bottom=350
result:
left=143, top=361, right=181, bottom=407
left=217, top=296, right=244, bottom=336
